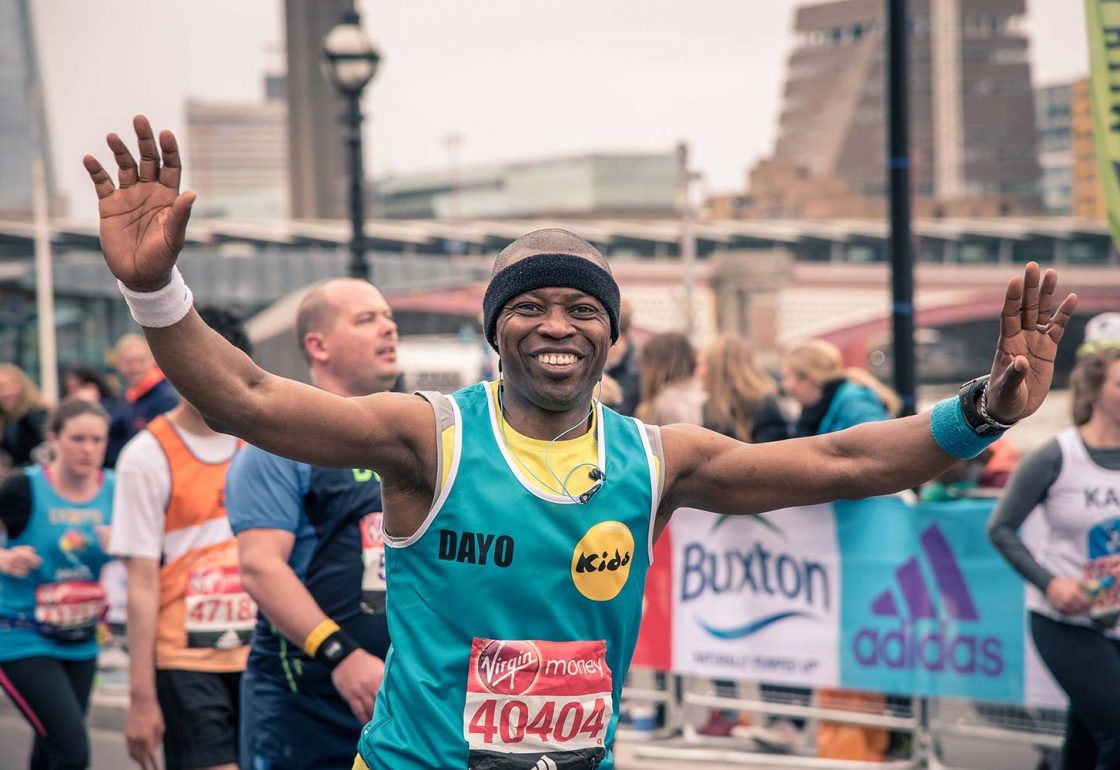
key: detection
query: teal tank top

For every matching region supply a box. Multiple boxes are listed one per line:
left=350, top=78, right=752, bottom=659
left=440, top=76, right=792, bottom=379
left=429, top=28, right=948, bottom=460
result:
left=0, top=466, right=115, bottom=661
left=359, top=383, right=658, bottom=770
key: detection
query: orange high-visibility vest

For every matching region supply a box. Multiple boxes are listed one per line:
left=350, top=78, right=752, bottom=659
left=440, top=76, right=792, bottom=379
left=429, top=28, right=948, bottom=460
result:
left=149, top=416, right=253, bottom=672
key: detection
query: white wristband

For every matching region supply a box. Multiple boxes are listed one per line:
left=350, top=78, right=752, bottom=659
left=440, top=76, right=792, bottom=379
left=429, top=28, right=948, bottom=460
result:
left=117, top=267, right=194, bottom=328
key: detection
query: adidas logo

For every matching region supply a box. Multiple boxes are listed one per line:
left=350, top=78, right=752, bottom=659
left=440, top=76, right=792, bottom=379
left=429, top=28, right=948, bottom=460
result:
left=532, top=756, right=558, bottom=770
left=215, top=629, right=243, bottom=650
left=870, top=524, right=978, bottom=621
left=853, top=524, right=1004, bottom=677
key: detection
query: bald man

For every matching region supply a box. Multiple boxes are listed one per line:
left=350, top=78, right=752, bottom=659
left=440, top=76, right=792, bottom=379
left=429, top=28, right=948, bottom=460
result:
left=87, top=118, right=1076, bottom=770
left=106, top=333, right=179, bottom=466
left=224, top=279, right=398, bottom=769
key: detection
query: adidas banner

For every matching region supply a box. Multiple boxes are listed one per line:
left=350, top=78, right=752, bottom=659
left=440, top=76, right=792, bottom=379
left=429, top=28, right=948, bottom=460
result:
left=638, top=498, right=1065, bottom=707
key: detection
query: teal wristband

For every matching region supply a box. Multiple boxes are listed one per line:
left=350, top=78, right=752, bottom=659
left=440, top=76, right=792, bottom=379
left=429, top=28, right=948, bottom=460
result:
left=930, top=397, right=1003, bottom=459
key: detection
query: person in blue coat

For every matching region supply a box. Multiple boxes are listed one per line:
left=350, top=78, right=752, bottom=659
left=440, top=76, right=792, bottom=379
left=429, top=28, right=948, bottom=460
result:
left=0, top=399, right=115, bottom=770
left=781, top=339, right=900, bottom=437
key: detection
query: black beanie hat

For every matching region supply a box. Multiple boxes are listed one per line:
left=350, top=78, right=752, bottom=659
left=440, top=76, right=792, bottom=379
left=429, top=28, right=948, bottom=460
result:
left=482, top=252, right=621, bottom=351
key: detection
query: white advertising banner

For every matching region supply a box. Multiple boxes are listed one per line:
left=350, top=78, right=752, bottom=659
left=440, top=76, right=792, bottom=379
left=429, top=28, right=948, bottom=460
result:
left=670, top=505, right=841, bottom=687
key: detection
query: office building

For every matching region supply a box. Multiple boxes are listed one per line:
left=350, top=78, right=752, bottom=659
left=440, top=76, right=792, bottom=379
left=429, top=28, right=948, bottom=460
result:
left=376, top=152, right=679, bottom=220
left=1036, top=82, right=1072, bottom=215
left=741, top=0, right=1041, bottom=219
left=285, top=0, right=354, bottom=220
left=0, top=0, right=60, bottom=217
left=186, top=86, right=289, bottom=219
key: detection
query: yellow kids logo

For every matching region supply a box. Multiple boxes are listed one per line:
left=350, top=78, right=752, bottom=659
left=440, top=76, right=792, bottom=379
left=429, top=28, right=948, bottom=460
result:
left=571, top=521, right=634, bottom=602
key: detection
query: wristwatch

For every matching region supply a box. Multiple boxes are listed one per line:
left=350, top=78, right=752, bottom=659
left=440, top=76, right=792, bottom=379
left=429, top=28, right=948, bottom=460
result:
left=958, top=375, right=1016, bottom=436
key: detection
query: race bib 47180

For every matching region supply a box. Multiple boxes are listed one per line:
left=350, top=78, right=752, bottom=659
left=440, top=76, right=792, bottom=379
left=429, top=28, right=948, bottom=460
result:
left=464, top=638, right=612, bottom=770
left=185, top=564, right=256, bottom=649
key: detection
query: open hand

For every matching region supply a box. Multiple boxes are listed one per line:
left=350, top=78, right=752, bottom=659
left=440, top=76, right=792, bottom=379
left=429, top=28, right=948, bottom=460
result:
left=984, top=263, right=1077, bottom=424
left=331, top=648, right=384, bottom=723
left=1046, top=576, right=1092, bottom=615
left=83, top=115, right=195, bottom=292
left=124, top=695, right=164, bottom=770
left=0, top=545, right=42, bottom=578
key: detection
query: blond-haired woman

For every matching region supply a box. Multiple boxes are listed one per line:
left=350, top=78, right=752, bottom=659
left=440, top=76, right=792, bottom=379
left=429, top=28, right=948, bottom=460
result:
left=779, top=341, right=898, bottom=759
left=988, top=347, right=1120, bottom=769
left=781, top=339, right=900, bottom=437
left=700, top=335, right=790, bottom=444
left=0, top=364, right=51, bottom=475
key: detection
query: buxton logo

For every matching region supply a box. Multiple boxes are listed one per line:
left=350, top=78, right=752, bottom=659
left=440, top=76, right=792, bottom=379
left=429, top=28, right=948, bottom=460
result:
left=571, top=521, right=634, bottom=602
left=682, top=515, right=829, bottom=640
left=854, top=524, right=1003, bottom=676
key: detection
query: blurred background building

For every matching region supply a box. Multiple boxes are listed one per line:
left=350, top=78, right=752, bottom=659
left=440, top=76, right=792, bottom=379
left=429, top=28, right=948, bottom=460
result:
left=1036, top=81, right=1073, bottom=215
left=0, top=0, right=1116, bottom=392
left=735, top=0, right=1041, bottom=220
left=1070, top=77, right=1106, bottom=221
left=0, top=0, right=62, bottom=217
left=285, top=0, right=354, bottom=220
left=1036, top=77, right=1104, bottom=220
left=375, top=152, right=679, bottom=220
left=185, top=76, right=289, bottom=220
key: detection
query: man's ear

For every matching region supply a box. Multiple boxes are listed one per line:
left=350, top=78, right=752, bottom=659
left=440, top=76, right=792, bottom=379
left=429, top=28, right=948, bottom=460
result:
left=303, top=333, right=329, bottom=364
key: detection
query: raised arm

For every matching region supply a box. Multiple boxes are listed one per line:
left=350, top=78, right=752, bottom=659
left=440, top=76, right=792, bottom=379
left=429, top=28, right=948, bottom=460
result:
left=83, top=116, right=431, bottom=473
left=659, top=262, right=1077, bottom=523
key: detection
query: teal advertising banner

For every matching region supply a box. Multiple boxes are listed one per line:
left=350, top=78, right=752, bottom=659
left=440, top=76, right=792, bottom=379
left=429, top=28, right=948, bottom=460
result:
left=835, top=498, right=1025, bottom=703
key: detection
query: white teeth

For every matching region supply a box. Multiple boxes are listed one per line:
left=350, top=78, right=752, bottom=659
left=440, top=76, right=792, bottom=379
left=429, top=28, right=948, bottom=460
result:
left=537, top=353, right=577, bottom=365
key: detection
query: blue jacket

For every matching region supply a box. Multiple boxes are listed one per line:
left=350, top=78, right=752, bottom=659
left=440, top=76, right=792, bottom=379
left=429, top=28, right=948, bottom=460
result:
left=817, top=380, right=889, bottom=435
left=105, top=375, right=179, bottom=467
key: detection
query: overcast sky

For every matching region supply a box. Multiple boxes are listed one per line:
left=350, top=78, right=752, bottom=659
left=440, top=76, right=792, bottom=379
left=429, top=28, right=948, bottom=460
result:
left=34, top=0, right=1087, bottom=221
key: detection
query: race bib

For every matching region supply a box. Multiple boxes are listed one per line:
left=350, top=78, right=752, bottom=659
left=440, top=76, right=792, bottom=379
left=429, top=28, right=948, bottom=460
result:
left=464, top=638, right=611, bottom=769
left=360, top=512, right=387, bottom=614
left=185, top=564, right=257, bottom=649
left=34, top=581, right=107, bottom=642
left=1085, top=556, right=1120, bottom=627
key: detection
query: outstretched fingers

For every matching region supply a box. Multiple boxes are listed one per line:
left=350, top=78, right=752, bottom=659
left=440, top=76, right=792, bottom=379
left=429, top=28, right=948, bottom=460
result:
left=133, top=115, right=161, bottom=183
left=1020, top=262, right=1041, bottom=331
left=107, top=133, right=139, bottom=188
left=158, top=131, right=182, bottom=189
left=165, top=191, right=197, bottom=252
left=1000, top=274, right=1025, bottom=339
left=83, top=155, right=115, bottom=200
left=1036, top=268, right=1057, bottom=327
left=1047, top=293, right=1079, bottom=344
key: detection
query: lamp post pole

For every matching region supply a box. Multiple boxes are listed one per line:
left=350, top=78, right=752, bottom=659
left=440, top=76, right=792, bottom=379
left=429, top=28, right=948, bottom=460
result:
left=345, top=91, right=369, bottom=280
left=322, top=10, right=381, bottom=282
left=887, top=0, right=916, bottom=417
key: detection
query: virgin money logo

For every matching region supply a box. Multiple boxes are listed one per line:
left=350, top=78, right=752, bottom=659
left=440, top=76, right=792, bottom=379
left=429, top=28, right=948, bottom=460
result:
left=188, top=566, right=242, bottom=595
left=854, top=524, right=1003, bottom=676
left=476, top=640, right=541, bottom=696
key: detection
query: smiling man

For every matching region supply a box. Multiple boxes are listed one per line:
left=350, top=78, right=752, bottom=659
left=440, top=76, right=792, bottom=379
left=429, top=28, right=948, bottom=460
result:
left=85, top=117, right=1077, bottom=770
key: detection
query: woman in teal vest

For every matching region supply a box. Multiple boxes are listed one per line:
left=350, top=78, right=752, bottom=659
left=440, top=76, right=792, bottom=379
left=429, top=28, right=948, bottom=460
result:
left=0, top=399, right=114, bottom=770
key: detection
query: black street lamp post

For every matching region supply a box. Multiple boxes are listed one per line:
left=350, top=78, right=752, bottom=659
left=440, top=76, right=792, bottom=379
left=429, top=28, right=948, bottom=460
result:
left=322, top=12, right=382, bottom=281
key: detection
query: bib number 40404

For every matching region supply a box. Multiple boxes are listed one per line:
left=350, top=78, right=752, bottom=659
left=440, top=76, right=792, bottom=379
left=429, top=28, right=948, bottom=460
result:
left=468, top=697, right=608, bottom=747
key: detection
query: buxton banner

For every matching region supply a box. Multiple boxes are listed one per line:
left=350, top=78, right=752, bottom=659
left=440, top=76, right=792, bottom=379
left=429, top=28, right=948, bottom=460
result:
left=632, top=498, right=1066, bottom=707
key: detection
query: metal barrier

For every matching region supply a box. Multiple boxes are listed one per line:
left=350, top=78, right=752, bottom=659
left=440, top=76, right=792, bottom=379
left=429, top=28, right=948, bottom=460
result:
left=926, top=699, right=1063, bottom=770
left=619, top=676, right=922, bottom=768
left=618, top=676, right=1067, bottom=769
